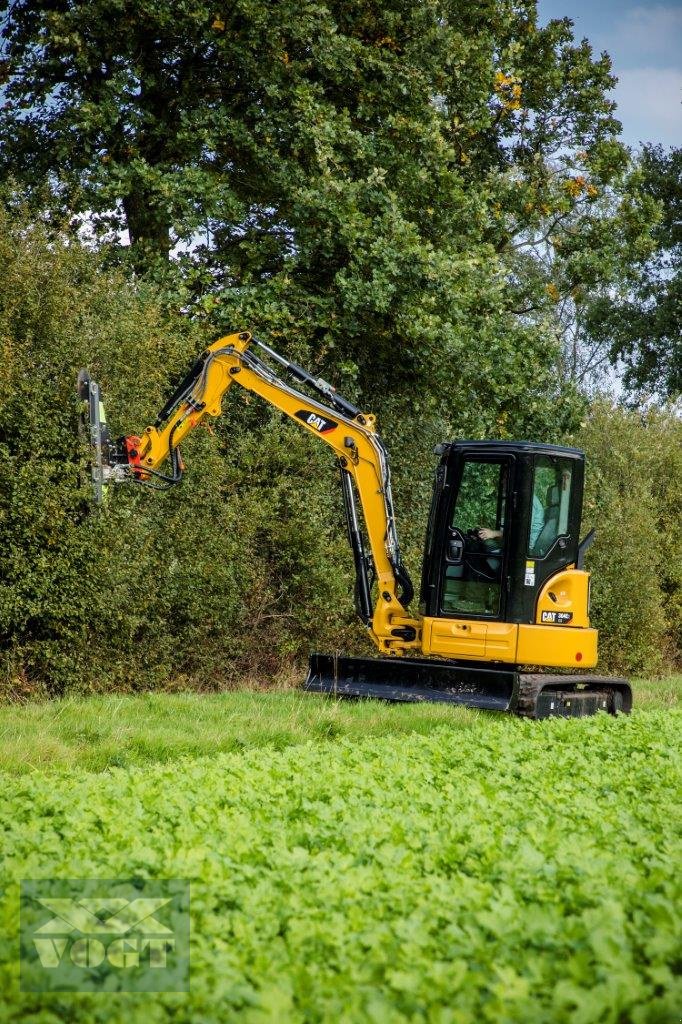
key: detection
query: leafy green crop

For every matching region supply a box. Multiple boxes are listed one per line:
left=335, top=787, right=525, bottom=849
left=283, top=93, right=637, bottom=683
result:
left=1, top=708, right=680, bottom=1023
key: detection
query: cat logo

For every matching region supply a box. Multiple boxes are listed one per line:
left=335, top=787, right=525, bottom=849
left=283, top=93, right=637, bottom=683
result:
left=541, top=611, right=573, bottom=624
left=294, top=410, right=338, bottom=434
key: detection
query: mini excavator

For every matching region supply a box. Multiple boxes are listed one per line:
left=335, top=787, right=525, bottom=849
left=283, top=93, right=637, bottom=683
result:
left=78, top=330, right=632, bottom=719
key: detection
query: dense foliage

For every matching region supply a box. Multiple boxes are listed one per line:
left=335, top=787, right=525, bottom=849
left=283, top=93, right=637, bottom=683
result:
left=0, top=208, right=679, bottom=696
left=578, top=402, right=682, bottom=675
left=0, top=0, right=678, bottom=691
left=0, top=210, right=358, bottom=697
left=1, top=707, right=680, bottom=1021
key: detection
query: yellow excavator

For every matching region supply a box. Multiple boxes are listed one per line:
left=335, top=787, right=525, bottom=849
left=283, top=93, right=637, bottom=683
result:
left=78, top=330, right=632, bottom=719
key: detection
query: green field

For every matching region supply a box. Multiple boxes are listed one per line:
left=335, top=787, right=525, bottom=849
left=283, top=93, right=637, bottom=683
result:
left=1, top=680, right=680, bottom=1022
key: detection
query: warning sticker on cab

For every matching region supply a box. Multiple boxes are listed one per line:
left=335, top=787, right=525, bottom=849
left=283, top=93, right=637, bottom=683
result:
left=524, top=559, right=535, bottom=586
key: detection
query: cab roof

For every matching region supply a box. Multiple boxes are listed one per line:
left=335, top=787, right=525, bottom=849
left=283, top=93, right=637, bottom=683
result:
left=436, top=440, right=584, bottom=459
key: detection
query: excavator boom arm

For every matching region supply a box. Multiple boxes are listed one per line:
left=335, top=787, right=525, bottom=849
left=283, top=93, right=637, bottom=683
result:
left=109, top=331, right=420, bottom=654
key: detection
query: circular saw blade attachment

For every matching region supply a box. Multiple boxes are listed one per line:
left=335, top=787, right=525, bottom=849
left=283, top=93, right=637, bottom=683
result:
left=77, top=369, right=114, bottom=503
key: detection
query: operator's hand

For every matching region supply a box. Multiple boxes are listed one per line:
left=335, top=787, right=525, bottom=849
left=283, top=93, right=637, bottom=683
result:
left=477, top=528, right=502, bottom=542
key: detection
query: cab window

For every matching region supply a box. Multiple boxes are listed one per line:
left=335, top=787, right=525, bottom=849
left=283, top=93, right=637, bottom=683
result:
left=442, top=459, right=508, bottom=617
left=529, top=456, right=573, bottom=557
left=451, top=461, right=506, bottom=535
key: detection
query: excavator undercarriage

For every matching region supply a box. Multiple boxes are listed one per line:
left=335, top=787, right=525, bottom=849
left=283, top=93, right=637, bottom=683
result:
left=305, top=654, right=632, bottom=719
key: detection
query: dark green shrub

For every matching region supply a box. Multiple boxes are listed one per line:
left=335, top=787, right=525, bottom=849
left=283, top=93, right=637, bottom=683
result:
left=0, top=211, right=356, bottom=697
left=578, top=401, right=681, bottom=675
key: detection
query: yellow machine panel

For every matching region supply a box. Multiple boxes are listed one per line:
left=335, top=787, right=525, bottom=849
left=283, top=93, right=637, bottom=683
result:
left=485, top=623, right=519, bottom=660
left=422, top=618, right=518, bottom=661
left=422, top=618, right=488, bottom=658
left=535, top=568, right=591, bottom=629
left=421, top=616, right=596, bottom=668
left=516, top=624, right=598, bottom=668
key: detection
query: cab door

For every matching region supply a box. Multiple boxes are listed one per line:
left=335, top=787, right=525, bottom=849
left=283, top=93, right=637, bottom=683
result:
left=439, top=456, right=514, bottom=620
left=517, top=453, right=583, bottom=623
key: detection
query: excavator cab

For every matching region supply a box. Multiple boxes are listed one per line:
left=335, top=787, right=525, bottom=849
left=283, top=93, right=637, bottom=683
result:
left=420, top=441, right=587, bottom=627
left=308, top=439, right=630, bottom=717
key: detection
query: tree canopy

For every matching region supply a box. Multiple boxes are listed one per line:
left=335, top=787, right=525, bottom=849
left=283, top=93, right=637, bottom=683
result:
left=0, top=0, right=650, bottom=429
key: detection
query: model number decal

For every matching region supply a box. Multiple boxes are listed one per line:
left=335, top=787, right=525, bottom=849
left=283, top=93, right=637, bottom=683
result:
left=541, top=611, right=573, bottom=624
left=295, top=410, right=338, bottom=434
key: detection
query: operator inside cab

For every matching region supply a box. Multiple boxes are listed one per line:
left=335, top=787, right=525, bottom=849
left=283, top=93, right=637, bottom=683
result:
left=529, top=466, right=572, bottom=558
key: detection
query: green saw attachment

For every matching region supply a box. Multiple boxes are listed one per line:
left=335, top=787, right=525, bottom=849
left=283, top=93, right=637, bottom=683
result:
left=77, top=369, right=113, bottom=503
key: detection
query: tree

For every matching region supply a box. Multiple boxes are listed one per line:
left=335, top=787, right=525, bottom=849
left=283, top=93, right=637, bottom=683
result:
left=0, top=1, right=638, bottom=437
left=501, top=157, right=659, bottom=391
left=0, top=206, right=358, bottom=695
left=0, top=5, right=676, bottom=690
left=578, top=400, right=682, bottom=674
left=583, top=145, right=681, bottom=399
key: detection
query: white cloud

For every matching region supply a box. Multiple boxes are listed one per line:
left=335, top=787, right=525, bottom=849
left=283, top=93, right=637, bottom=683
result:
left=612, top=67, right=682, bottom=148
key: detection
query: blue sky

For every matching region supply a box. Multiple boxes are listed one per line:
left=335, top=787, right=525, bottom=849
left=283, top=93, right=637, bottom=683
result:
left=537, top=0, right=682, bottom=149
